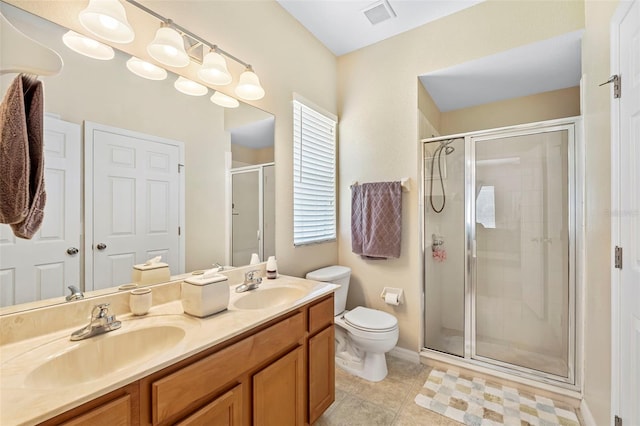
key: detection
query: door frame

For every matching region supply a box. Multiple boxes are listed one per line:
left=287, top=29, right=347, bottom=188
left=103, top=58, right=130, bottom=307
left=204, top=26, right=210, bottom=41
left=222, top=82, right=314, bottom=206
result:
left=610, top=0, right=635, bottom=422
left=83, top=121, right=185, bottom=291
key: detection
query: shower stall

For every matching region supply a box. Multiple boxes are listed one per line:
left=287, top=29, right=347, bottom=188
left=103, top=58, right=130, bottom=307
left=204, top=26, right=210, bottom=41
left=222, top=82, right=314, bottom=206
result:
left=421, top=117, right=579, bottom=387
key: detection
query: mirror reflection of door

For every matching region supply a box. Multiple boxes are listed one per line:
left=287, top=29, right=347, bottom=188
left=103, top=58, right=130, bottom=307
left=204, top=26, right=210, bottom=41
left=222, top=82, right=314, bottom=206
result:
left=87, top=122, right=184, bottom=291
left=231, top=164, right=275, bottom=267
left=0, top=116, right=81, bottom=306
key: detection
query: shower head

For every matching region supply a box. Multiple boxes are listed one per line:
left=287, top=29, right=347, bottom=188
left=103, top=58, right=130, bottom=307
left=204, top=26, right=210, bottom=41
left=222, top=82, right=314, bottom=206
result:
left=440, top=139, right=455, bottom=155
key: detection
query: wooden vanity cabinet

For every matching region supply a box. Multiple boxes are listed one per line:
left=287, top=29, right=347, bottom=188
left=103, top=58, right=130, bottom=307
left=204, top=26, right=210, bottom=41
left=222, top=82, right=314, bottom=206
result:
left=40, top=382, right=139, bottom=426
left=37, top=294, right=335, bottom=426
left=307, top=296, right=335, bottom=424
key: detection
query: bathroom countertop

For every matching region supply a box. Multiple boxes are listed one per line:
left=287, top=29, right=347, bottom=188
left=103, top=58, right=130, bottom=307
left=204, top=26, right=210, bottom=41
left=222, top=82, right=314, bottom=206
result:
left=0, top=275, right=338, bottom=426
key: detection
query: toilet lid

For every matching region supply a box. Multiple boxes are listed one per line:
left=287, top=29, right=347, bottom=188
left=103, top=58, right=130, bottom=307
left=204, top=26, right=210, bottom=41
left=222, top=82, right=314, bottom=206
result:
left=344, top=307, right=397, bottom=331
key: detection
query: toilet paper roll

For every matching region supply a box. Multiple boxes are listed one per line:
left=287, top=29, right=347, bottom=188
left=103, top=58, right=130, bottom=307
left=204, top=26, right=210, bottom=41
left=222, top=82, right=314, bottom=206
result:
left=384, top=293, right=400, bottom=306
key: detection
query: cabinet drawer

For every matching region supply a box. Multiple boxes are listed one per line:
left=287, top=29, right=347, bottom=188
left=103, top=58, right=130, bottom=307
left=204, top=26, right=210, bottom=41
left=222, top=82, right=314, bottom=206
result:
left=176, top=384, right=243, bottom=426
left=152, top=312, right=304, bottom=424
left=61, top=394, right=131, bottom=426
left=308, top=295, right=334, bottom=335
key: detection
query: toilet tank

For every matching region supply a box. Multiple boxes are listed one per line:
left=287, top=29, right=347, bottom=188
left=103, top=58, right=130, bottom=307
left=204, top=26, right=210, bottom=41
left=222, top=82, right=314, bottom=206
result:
left=306, top=265, right=351, bottom=316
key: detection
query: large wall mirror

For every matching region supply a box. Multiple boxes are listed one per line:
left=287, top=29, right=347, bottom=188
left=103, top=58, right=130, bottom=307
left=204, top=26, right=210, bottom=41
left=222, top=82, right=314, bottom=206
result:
left=0, top=2, right=275, bottom=313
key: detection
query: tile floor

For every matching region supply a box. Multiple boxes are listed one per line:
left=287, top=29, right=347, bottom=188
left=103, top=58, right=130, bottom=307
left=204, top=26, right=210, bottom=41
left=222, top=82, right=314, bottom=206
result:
left=313, top=355, right=584, bottom=426
left=314, top=356, right=462, bottom=425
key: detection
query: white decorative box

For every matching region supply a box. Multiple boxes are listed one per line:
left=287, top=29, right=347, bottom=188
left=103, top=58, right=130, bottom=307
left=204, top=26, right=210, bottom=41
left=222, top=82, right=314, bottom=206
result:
left=132, top=262, right=170, bottom=285
left=181, top=274, right=229, bottom=317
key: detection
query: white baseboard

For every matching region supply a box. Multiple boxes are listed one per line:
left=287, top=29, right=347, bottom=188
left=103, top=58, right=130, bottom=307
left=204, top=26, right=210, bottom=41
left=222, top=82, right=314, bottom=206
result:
left=388, top=346, right=421, bottom=363
left=580, top=399, right=597, bottom=426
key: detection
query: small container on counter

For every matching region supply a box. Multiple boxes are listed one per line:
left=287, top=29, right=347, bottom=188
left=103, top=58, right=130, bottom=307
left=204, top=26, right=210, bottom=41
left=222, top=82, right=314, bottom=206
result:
left=181, top=273, right=229, bottom=317
left=266, top=256, right=278, bottom=279
left=129, top=288, right=152, bottom=315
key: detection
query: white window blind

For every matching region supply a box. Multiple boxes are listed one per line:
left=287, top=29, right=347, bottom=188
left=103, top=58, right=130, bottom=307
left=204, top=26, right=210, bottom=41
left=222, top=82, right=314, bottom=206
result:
left=293, top=100, right=336, bottom=246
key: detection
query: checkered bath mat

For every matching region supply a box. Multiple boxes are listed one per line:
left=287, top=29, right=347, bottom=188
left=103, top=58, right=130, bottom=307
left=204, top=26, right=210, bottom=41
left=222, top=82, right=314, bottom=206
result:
left=414, top=368, right=580, bottom=426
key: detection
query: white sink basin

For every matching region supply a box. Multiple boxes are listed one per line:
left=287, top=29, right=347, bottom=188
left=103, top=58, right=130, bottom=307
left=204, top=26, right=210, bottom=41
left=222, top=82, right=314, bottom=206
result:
left=19, top=319, right=192, bottom=388
left=231, top=286, right=309, bottom=310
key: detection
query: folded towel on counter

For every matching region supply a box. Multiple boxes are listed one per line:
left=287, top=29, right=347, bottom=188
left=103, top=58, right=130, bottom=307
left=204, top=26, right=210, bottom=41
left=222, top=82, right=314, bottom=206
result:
left=0, top=74, right=46, bottom=239
left=351, top=181, right=402, bottom=259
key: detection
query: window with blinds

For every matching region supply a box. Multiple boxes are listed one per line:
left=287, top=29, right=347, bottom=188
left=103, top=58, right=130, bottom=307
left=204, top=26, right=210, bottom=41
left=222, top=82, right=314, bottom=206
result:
left=293, top=100, right=336, bottom=246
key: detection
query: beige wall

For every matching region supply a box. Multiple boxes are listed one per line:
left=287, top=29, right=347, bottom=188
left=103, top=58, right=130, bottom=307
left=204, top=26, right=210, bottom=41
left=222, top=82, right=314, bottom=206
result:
left=440, top=86, right=581, bottom=135
left=231, top=145, right=274, bottom=167
left=6, top=0, right=339, bottom=278
left=338, top=0, right=584, bottom=352
left=582, top=1, right=618, bottom=424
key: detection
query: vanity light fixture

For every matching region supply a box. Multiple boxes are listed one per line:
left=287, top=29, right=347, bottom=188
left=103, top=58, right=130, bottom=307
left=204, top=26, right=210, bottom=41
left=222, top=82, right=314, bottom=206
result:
left=235, top=65, right=265, bottom=101
left=78, top=0, right=135, bottom=43
left=62, top=30, right=115, bottom=60
left=126, top=56, right=167, bottom=80
left=174, top=76, right=208, bottom=96
left=147, top=22, right=190, bottom=68
left=198, top=48, right=233, bottom=86
left=210, top=91, right=239, bottom=108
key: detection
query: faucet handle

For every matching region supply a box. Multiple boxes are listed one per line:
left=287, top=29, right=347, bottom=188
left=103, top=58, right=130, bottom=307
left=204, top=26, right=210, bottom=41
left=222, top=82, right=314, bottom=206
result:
left=91, top=303, right=110, bottom=319
left=245, top=270, right=257, bottom=281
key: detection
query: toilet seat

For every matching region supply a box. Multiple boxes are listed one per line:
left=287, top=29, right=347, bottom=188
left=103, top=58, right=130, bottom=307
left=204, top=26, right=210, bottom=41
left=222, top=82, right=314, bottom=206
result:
left=344, top=307, right=397, bottom=332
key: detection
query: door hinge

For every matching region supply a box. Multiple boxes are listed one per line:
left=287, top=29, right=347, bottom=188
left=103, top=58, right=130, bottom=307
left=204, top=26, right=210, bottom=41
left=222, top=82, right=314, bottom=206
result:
left=600, top=75, right=621, bottom=99
left=615, top=246, right=623, bottom=269
left=615, top=415, right=622, bottom=426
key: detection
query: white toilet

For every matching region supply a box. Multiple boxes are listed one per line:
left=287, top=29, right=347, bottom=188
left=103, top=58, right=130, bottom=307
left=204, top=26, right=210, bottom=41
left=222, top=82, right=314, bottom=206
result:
left=306, top=265, right=399, bottom=382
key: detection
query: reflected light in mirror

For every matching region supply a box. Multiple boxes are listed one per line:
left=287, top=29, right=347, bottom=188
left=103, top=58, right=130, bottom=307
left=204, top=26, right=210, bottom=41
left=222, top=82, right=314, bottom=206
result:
left=198, top=50, right=233, bottom=86
left=174, top=76, right=208, bottom=96
left=62, top=30, right=115, bottom=60
left=147, top=25, right=189, bottom=68
left=211, top=91, right=239, bottom=108
left=235, top=66, right=265, bottom=101
left=78, top=0, right=135, bottom=44
left=126, top=56, right=167, bottom=80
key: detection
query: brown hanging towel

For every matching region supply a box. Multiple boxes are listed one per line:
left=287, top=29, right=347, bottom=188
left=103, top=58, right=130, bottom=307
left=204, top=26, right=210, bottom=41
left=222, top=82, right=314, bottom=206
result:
left=0, top=74, right=46, bottom=239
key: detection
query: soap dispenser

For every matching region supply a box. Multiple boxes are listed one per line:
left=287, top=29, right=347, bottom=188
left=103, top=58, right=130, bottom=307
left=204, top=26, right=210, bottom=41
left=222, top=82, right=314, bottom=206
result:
left=266, top=256, right=278, bottom=279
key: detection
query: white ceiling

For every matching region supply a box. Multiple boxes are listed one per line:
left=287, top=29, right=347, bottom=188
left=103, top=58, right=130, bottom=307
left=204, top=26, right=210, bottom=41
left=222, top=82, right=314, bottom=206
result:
left=419, top=30, right=584, bottom=112
left=276, top=1, right=583, bottom=113
left=277, top=0, right=484, bottom=56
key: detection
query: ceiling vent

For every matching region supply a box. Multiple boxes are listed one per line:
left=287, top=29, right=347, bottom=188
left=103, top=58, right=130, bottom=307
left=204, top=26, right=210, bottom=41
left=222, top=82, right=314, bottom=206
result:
left=362, top=0, right=397, bottom=25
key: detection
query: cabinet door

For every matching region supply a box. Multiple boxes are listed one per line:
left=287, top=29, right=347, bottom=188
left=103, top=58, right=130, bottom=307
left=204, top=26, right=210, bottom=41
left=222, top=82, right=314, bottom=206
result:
left=308, top=326, right=335, bottom=424
left=61, top=394, right=132, bottom=426
left=176, top=384, right=242, bottom=426
left=253, top=346, right=304, bottom=426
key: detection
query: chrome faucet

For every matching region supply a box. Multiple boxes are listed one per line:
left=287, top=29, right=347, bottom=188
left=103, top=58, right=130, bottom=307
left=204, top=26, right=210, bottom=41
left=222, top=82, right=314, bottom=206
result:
left=65, top=285, right=84, bottom=302
left=235, top=270, right=262, bottom=293
left=70, top=303, right=121, bottom=341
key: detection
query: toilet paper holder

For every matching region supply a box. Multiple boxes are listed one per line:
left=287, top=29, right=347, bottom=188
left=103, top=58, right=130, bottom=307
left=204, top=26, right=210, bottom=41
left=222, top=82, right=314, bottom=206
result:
left=380, top=287, right=404, bottom=305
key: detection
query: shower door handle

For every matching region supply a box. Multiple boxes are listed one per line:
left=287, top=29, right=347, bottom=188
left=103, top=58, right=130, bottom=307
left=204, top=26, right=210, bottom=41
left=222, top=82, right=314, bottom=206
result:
left=471, top=240, right=477, bottom=258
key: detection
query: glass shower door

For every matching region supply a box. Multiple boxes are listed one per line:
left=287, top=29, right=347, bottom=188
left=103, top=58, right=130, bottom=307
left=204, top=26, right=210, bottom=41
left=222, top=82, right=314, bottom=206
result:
left=472, top=128, right=573, bottom=380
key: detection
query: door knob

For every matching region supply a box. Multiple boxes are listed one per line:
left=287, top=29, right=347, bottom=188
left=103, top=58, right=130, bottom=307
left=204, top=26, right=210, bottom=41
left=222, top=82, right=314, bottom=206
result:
left=96, top=243, right=107, bottom=250
left=66, top=247, right=79, bottom=255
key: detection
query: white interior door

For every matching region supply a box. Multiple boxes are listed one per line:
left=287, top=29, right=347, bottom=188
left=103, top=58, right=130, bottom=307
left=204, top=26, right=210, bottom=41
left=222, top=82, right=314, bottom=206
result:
left=86, top=122, right=183, bottom=291
left=0, top=116, right=80, bottom=306
left=612, top=0, right=640, bottom=424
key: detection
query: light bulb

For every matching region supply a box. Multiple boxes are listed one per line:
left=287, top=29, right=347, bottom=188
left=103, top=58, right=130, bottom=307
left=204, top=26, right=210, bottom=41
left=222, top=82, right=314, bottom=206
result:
left=126, top=57, right=167, bottom=80
left=78, top=0, right=134, bottom=43
left=62, top=30, right=115, bottom=60
left=174, top=76, right=208, bottom=96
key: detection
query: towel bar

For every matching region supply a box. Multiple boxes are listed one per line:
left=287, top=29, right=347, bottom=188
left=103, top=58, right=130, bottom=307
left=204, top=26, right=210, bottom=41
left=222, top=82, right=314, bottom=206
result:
left=350, top=177, right=410, bottom=192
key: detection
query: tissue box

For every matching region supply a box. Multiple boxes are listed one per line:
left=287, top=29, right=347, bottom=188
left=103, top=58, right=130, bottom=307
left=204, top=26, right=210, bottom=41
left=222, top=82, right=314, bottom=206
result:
left=181, top=274, right=229, bottom=317
left=132, top=262, right=171, bottom=285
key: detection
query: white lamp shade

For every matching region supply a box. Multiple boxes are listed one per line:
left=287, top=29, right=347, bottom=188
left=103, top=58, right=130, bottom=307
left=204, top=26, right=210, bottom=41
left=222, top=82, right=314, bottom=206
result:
left=78, top=0, right=134, bottom=43
left=210, top=91, right=239, bottom=108
left=198, top=51, right=232, bottom=86
left=235, top=68, right=265, bottom=100
left=147, top=26, right=190, bottom=68
left=62, top=30, right=115, bottom=60
left=126, top=57, right=167, bottom=80
left=174, top=76, right=208, bottom=96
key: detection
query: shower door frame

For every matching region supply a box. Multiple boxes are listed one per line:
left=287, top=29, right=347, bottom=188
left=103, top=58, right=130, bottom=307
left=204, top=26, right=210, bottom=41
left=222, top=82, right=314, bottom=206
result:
left=420, top=116, right=583, bottom=391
